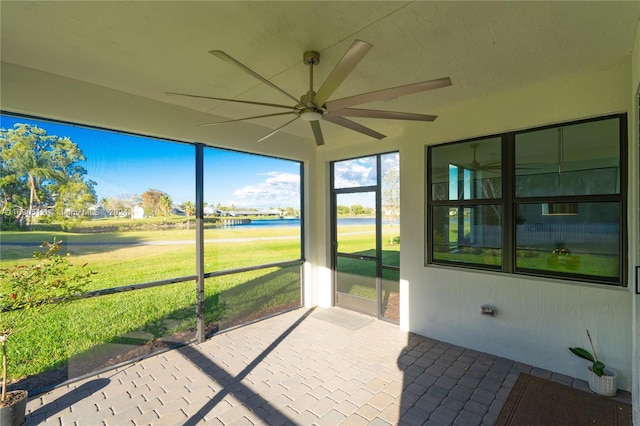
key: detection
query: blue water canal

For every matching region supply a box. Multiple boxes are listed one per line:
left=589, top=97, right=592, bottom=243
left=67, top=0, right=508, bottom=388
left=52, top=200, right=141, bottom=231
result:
left=223, top=217, right=389, bottom=229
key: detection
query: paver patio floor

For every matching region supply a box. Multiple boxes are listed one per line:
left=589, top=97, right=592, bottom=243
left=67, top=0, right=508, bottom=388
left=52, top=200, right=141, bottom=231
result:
left=25, top=307, right=629, bottom=425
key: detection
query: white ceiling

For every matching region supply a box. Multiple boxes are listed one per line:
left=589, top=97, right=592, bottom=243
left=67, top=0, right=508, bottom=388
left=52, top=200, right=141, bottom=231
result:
left=1, top=1, right=639, bottom=146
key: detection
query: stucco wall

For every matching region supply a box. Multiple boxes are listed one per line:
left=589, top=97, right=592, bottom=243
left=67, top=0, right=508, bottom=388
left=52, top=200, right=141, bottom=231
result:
left=319, top=61, right=634, bottom=391
left=629, top=16, right=640, bottom=423
left=413, top=63, right=633, bottom=391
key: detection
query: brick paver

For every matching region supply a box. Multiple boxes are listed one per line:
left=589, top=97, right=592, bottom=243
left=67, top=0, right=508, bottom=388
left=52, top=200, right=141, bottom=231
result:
left=25, top=307, right=630, bottom=425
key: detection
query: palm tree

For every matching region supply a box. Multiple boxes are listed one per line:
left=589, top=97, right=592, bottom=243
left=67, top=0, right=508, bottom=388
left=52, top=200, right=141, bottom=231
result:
left=181, top=201, right=195, bottom=229
left=158, top=194, right=172, bottom=222
left=1, top=125, right=70, bottom=229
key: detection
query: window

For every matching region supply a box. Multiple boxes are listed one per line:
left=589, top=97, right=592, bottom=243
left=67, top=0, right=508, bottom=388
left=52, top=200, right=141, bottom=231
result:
left=429, top=137, right=503, bottom=268
left=0, top=112, right=304, bottom=392
left=427, top=114, right=627, bottom=285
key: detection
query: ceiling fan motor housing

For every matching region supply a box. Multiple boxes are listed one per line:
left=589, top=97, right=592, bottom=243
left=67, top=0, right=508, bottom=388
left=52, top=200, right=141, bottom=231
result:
left=303, top=51, right=320, bottom=66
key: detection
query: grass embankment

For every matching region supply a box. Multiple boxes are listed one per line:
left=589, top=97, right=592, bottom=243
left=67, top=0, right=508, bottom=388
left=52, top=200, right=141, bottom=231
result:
left=0, top=223, right=399, bottom=384
left=0, top=226, right=301, bottom=382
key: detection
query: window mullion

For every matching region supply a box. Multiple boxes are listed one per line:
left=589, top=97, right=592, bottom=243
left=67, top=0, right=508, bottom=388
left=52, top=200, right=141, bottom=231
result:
left=503, top=134, right=515, bottom=273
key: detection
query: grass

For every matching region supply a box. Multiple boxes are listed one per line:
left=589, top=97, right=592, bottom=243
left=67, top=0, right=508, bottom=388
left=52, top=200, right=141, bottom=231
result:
left=433, top=246, right=619, bottom=278
left=516, top=251, right=619, bottom=277
left=336, top=226, right=400, bottom=300
left=0, top=222, right=399, bottom=385
left=4, top=281, right=199, bottom=378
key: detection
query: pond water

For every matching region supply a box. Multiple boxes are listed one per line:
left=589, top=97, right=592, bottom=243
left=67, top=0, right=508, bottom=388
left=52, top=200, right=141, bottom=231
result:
left=221, top=217, right=386, bottom=229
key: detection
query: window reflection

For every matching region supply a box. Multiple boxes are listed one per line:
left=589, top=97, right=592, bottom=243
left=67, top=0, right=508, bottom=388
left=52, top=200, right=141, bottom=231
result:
left=427, top=114, right=625, bottom=285
left=515, top=202, right=620, bottom=280
left=432, top=205, right=502, bottom=266
left=431, top=138, right=502, bottom=201
left=516, top=119, right=620, bottom=197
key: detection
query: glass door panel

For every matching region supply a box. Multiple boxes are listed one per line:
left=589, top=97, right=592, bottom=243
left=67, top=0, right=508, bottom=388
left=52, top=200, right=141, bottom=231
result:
left=335, top=191, right=378, bottom=315
left=336, top=192, right=376, bottom=255
left=381, top=267, right=400, bottom=322
left=336, top=257, right=377, bottom=300
left=332, top=152, right=400, bottom=322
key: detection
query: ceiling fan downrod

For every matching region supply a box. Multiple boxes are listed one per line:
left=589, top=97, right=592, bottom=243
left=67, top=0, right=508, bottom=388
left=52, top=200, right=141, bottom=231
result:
left=300, top=50, right=323, bottom=121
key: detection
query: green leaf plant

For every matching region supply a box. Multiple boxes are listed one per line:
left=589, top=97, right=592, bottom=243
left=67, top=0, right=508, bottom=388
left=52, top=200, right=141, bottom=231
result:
left=0, top=238, right=94, bottom=404
left=569, top=329, right=606, bottom=377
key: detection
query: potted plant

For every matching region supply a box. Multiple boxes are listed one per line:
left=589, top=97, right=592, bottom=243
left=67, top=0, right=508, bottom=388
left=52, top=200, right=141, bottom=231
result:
left=548, top=241, right=580, bottom=270
left=569, top=329, right=617, bottom=396
left=0, top=239, right=93, bottom=425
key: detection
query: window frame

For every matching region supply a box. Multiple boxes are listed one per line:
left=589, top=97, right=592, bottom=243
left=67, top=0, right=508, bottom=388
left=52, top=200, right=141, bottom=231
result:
left=0, top=110, right=307, bottom=330
left=426, top=113, right=628, bottom=286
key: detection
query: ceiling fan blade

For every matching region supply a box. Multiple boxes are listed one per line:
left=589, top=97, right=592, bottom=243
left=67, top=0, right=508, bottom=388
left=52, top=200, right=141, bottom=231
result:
left=450, top=161, right=470, bottom=169
left=312, top=40, right=372, bottom=107
left=323, top=115, right=386, bottom=140
left=310, top=121, right=325, bottom=146
left=325, top=77, right=452, bottom=111
left=327, top=108, right=437, bottom=121
left=165, top=92, right=295, bottom=110
left=209, top=50, right=302, bottom=106
left=257, top=116, right=300, bottom=142
left=477, top=161, right=503, bottom=171
left=199, top=111, right=295, bottom=127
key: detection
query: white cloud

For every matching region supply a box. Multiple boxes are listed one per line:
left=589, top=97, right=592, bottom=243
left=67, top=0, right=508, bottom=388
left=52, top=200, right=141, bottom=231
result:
left=333, top=158, right=376, bottom=188
left=233, top=171, right=300, bottom=208
left=382, top=153, right=399, bottom=174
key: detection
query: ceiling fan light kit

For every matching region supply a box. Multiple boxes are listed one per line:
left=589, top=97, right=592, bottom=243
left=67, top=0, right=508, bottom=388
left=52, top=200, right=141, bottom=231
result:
left=169, top=40, right=452, bottom=146
left=299, top=110, right=323, bottom=122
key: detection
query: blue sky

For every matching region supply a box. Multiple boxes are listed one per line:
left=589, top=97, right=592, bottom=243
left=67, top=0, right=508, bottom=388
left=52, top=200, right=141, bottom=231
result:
left=0, top=114, right=301, bottom=208
left=332, top=153, right=400, bottom=208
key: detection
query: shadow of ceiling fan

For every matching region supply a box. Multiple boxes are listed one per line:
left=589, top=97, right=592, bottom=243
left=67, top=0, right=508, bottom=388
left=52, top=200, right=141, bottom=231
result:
left=166, top=40, right=452, bottom=146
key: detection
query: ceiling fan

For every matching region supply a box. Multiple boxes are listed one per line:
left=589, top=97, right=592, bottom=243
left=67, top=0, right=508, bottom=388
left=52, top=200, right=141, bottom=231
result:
left=451, top=144, right=502, bottom=173
left=448, top=143, right=541, bottom=174
left=166, top=39, right=452, bottom=146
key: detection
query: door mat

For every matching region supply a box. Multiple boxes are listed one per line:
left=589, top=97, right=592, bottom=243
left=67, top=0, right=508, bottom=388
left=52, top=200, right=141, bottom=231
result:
left=495, top=373, right=632, bottom=426
left=311, top=308, right=374, bottom=330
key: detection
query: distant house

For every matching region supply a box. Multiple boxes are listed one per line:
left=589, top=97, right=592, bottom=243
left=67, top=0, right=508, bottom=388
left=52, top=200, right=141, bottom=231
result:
left=131, top=206, right=144, bottom=219
left=87, top=205, right=108, bottom=218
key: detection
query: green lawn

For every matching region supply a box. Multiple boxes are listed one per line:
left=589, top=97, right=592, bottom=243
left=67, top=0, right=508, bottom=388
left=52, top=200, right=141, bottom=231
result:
left=433, top=246, right=618, bottom=278
left=0, top=222, right=398, bottom=388
left=0, top=226, right=302, bottom=384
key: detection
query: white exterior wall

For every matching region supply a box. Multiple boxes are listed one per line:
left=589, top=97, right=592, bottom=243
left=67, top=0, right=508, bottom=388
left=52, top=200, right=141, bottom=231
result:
left=629, top=17, right=640, bottom=424
left=407, top=62, right=633, bottom=392
left=319, top=61, right=635, bottom=391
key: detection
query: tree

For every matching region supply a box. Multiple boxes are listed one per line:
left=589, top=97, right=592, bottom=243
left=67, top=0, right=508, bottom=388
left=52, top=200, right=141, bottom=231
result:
left=0, top=239, right=93, bottom=402
left=158, top=194, right=173, bottom=222
left=141, top=189, right=167, bottom=217
left=99, top=197, right=110, bottom=212
left=181, top=201, right=195, bottom=229
left=350, top=204, right=367, bottom=215
left=54, top=179, right=98, bottom=230
left=284, top=206, right=297, bottom=217
left=0, top=123, right=95, bottom=230
left=336, top=205, right=351, bottom=215
left=382, top=166, right=400, bottom=244
left=100, top=196, right=122, bottom=218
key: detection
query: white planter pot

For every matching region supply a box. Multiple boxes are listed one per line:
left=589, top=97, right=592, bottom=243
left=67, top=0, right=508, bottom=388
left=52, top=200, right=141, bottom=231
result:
left=587, top=367, right=617, bottom=396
